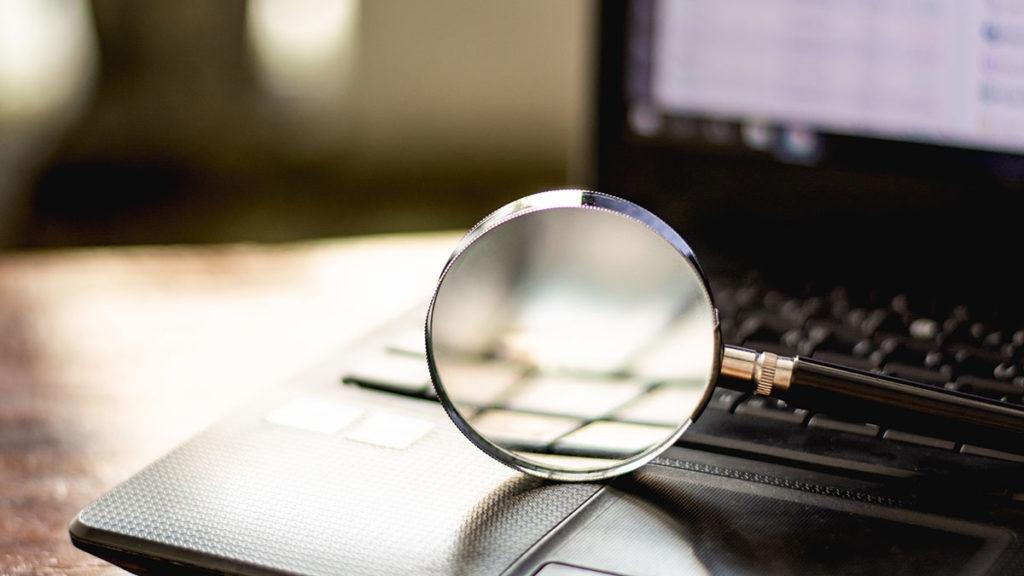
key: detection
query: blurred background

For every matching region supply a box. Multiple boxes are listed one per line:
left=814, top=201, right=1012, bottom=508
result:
left=0, top=0, right=594, bottom=249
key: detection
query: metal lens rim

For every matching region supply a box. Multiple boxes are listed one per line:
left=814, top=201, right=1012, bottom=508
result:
left=425, top=189, right=723, bottom=482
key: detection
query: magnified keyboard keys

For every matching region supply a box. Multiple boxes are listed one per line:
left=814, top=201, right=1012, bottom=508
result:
left=503, top=375, right=648, bottom=420
left=555, top=420, right=678, bottom=456
left=470, top=410, right=581, bottom=448
left=421, top=357, right=525, bottom=406
left=613, top=385, right=709, bottom=426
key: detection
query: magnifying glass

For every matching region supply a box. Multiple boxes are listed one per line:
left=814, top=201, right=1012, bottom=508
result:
left=426, top=189, right=1024, bottom=482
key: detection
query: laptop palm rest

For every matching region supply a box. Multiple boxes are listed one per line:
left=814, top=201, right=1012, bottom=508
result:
left=71, top=386, right=1014, bottom=576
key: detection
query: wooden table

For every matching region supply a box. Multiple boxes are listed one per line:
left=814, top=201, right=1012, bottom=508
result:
left=0, top=233, right=458, bottom=575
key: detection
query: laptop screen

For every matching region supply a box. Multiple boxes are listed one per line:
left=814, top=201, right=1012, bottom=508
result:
left=595, top=0, right=1024, bottom=290
left=627, top=0, right=1024, bottom=161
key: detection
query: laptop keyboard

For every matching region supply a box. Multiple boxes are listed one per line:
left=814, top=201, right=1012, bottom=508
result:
left=340, top=271, right=1024, bottom=482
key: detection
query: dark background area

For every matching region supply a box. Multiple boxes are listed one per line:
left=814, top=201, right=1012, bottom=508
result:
left=0, top=1, right=593, bottom=249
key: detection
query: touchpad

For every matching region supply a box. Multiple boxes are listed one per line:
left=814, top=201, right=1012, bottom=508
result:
left=510, top=459, right=1014, bottom=576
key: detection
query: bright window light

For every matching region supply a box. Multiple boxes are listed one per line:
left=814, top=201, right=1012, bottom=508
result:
left=246, top=0, right=359, bottom=103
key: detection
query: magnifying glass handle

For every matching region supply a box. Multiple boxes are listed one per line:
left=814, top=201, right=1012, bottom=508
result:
left=721, top=345, right=1024, bottom=452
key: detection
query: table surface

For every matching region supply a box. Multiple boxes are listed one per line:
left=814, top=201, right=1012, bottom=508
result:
left=0, top=232, right=458, bottom=576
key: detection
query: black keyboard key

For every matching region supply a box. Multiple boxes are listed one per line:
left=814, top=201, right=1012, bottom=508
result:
left=777, top=296, right=822, bottom=326
left=948, top=375, right=1023, bottom=402
left=960, top=444, right=1024, bottom=464
left=734, top=313, right=794, bottom=344
left=715, top=282, right=761, bottom=313
left=846, top=308, right=900, bottom=336
left=810, top=350, right=877, bottom=372
left=881, top=429, right=956, bottom=451
left=734, top=396, right=809, bottom=426
left=1012, top=330, right=1024, bottom=351
left=996, top=363, right=1019, bottom=381
left=807, top=414, right=880, bottom=438
left=871, top=312, right=910, bottom=336
left=950, top=346, right=1014, bottom=380
left=907, top=317, right=941, bottom=340
left=822, top=286, right=853, bottom=320
left=982, top=329, right=1007, bottom=349
left=875, top=335, right=943, bottom=369
left=881, top=363, right=951, bottom=387
left=806, top=319, right=874, bottom=357
left=944, top=321, right=988, bottom=347
left=744, top=339, right=800, bottom=358
left=684, top=409, right=954, bottom=479
left=707, top=387, right=746, bottom=412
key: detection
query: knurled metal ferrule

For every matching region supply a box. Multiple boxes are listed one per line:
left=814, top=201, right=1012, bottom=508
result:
left=755, top=352, right=778, bottom=396
left=721, top=345, right=795, bottom=397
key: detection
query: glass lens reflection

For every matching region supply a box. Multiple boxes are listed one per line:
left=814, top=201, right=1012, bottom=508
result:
left=429, top=201, right=717, bottom=477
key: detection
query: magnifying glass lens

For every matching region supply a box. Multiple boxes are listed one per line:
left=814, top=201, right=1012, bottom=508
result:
left=427, top=190, right=719, bottom=481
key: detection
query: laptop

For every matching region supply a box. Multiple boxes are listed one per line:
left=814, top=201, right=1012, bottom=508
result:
left=71, top=1, right=1024, bottom=574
